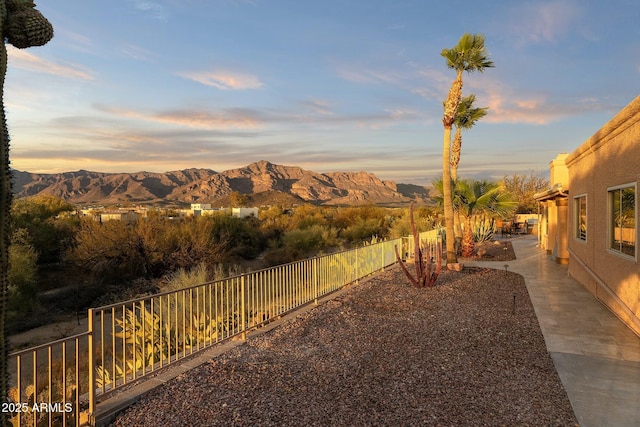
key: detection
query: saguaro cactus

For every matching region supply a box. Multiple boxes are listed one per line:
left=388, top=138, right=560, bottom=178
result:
left=0, top=0, right=52, bottom=421
left=394, top=203, right=442, bottom=288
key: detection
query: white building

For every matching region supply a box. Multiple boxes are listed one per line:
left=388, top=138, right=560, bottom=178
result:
left=190, top=203, right=218, bottom=217
left=232, top=207, right=259, bottom=218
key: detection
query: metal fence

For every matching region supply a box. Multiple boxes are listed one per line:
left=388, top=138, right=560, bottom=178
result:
left=8, top=333, right=90, bottom=427
left=9, top=230, right=441, bottom=426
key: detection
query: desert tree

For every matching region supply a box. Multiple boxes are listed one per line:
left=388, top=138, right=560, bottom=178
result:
left=441, top=33, right=493, bottom=264
left=502, top=171, right=550, bottom=213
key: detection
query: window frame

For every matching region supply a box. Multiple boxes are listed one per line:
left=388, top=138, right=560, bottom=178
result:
left=574, top=194, right=587, bottom=242
left=607, top=182, right=637, bottom=260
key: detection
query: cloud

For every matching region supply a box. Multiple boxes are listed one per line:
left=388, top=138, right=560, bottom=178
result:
left=477, top=86, right=606, bottom=125
left=95, top=104, right=264, bottom=130
left=121, top=44, right=158, bottom=61
left=155, top=109, right=263, bottom=129
left=336, top=66, right=405, bottom=86
left=299, top=99, right=334, bottom=116
left=179, top=71, right=264, bottom=90
left=507, top=0, right=582, bottom=46
left=128, top=0, right=169, bottom=21
left=7, top=46, right=94, bottom=80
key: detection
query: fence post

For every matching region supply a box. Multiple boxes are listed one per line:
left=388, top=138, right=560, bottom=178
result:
left=355, top=247, right=359, bottom=285
left=313, top=258, right=318, bottom=305
left=88, top=308, right=95, bottom=418
left=240, top=274, right=247, bottom=341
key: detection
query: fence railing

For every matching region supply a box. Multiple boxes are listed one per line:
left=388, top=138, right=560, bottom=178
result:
left=8, top=332, right=90, bottom=427
left=9, top=230, right=441, bottom=426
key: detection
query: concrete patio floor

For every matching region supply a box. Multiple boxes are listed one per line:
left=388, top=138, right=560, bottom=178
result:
left=468, top=235, right=640, bottom=427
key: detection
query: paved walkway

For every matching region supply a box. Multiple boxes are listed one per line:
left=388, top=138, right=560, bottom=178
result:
left=468, top=236, right=640, bottom=427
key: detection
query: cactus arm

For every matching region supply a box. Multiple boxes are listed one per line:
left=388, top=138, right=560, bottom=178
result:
left=0, top=1, right=9, bottom=420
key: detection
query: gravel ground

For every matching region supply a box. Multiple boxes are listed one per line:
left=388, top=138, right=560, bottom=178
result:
left=461, top=239, right=517, bottom=262
left=111, top=257, right=577, bottom=426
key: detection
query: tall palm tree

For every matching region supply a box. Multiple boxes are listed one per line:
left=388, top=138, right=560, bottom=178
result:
left=451, top=95, right=488, bottom=249
left=455, top=179, right=517, bottom=257
left=441, top=33, right=493, bottom=264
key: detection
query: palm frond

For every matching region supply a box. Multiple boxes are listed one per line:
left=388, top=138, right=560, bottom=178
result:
left=441, top=33, right=495, bottom=73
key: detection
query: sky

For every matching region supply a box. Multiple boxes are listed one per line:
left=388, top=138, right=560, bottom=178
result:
left=5, top=0, right=640, bottom=186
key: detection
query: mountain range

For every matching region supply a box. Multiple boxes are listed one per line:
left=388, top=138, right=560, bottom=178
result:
left=12, top=160, right=433, bottom=206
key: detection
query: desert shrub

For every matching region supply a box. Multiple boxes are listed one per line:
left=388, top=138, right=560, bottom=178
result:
left=8, top=229, right=39, bottom=313
left=155, top=217, right=224, bottom=271
left=207, top=214, right=263, bottom=259
left=283, top=224, right=338, bottom=253
left=289, top=204, right=328, bottom=230
left=389, top=207, right=438, bottom=239
left=66, top=219, right=153, bottom=283
left=11, top=195, right=78, bottom=263
left=262, top=247, right=298, bottom=266
left=340, top=217, right=385, bottom=243
left=162, top=262, right=210, bottom=292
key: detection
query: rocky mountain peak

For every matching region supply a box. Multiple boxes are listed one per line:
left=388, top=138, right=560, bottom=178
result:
left=11, top=161, right=432, bottom=205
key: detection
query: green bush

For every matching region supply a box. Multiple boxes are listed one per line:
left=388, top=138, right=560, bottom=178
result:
left=282, top=224, right=338, bottom=254
left=11, top=195, right=78, bottom=264
left=340, top=217, right=385, bottom=243
left=8, top=230, right=39, bottom=313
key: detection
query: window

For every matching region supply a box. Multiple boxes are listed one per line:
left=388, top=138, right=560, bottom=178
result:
left=574, top=195, right=587, bottom=241
left=609, top=184, right=636, bottom=257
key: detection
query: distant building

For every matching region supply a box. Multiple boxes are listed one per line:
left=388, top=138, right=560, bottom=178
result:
left=100, top=211, right=138, bottom=223
left=191, top=203, right=212, bottom=210
left=536, top=95, right=639, bottom=335
left=190, top=203, right=219, bottom=217
left=232, top=207, right=258, bottom=218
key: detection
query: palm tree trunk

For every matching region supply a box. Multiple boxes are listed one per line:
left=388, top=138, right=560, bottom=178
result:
left=462, top=215, right=475, bottom=257
left=442, top=71, right=462, bottom=264
left=442, top=124, right=457, bottom=264
left=451, top=126, right=462, bottom=182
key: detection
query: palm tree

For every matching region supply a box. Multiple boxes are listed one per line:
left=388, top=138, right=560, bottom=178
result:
left=441, top=33, right=494, bottom=264
left=455, top=180, right=517, bottom=257
left=451, top=94, right=488, bottom=182
left=451, top=95, right=488, bottom=249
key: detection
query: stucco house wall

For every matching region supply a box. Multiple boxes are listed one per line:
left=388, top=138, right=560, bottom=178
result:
left=534, top=154, right=569, bottom=263
left=565, top=95, right=640, bottom=335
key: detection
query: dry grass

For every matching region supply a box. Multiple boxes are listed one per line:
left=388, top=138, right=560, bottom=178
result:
left=111, top=264, right=577, bottom=426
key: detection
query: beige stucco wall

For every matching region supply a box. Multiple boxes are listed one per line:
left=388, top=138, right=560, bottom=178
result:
left=536, top=154, right=569, bottom=260
left=566, top=95, right=640, bottom=335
